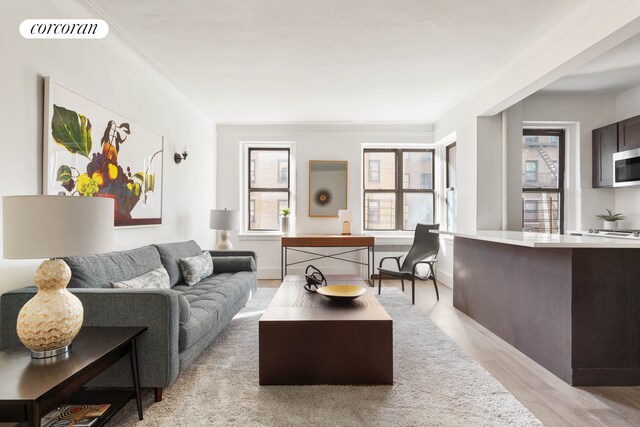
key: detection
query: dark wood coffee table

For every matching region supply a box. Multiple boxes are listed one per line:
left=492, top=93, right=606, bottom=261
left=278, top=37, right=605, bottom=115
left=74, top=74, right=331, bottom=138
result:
left=259, top=275, right=392, bottom=385
left=0, top=326, right=146, bottom=427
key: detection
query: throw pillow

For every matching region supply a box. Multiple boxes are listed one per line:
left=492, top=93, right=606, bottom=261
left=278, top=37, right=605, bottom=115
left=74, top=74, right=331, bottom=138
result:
left=180, top=251, right=214, bottom=286
left=110, top=266, right=171, bottom=289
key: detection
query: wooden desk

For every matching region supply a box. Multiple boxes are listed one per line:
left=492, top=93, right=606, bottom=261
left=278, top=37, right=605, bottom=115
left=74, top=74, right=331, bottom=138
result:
left=0, top=326, right=146, bottom=426
left=281, top=234, right=375, bottom=284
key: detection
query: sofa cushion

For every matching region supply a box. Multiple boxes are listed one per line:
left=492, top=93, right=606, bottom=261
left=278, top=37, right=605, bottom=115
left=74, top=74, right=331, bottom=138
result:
left=154, top=241, right=203, bottom=287
left=110, top=266, right=170, bottom=289
left=180, top=252, right=213, bottom=286
left=64, top=245, right=162, bottom=288
left=211, top=256, right=256, bottom=273
left=174, top=271, right=256, bottom=351
left=176, top=293, right=191, bottom=324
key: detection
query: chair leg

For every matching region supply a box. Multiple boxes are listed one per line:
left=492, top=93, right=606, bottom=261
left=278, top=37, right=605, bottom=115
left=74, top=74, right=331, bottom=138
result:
left=411, top=277, right=415, bottom=305
left=400, top=279, right=404, bottom=291
left=378, top=272, right=382, bottom=295
left=154, top=387, right=163, bottom=402
left=432, top=268, right=439, bottom=301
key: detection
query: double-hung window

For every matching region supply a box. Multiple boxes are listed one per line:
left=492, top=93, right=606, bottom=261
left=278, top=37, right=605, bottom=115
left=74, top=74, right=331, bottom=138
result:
left=521, top=129, right=564, bottom=234
left=247, top=147, right=291, bottom=231
left=363, top=148, right=435, bottom=231
left=445, top=142, right=457, bottom=231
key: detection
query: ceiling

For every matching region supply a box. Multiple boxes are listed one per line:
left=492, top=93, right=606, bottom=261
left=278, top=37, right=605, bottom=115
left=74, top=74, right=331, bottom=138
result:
left=542, top=32, right=640, bottom=94
left=90, top=0, right=575, bottom=123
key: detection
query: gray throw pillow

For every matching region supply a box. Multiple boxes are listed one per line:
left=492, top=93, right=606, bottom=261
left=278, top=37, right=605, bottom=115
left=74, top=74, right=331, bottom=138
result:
left=180, top=252, right=214, bottom=286
left=110, top=266, right=170, bottom=289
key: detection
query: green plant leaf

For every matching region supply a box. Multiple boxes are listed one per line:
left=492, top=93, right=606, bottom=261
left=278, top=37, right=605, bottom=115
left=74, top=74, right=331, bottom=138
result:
left=51, top=105, right=92, bottom=158
left=56, top=165, right=72, bottom=183
left=145, top=174, right=155, bottom=193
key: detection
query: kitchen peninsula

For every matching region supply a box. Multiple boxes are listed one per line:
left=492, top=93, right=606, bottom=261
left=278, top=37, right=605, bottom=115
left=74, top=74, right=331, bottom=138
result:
left=436, top=230, right=640, bottom=386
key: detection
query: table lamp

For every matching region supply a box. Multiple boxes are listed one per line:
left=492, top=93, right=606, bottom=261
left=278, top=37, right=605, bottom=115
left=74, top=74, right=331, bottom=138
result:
left=210, top=209, right=239, bottom=250
left=3, top=195, right=114, bottom=358
left=338, top=209, right=353, bottom=235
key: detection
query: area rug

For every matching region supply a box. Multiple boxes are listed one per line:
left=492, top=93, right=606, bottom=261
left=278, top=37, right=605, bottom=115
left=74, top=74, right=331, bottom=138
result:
left=111, top=288, right=542, bottom=426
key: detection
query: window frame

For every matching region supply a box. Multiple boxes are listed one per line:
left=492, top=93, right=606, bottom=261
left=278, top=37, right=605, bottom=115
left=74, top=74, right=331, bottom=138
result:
left=247, top=147, right=291, bottom=231
left=362, top=148, right=435, bottom=231
left=445, top=142, right=457, bottom=231
left=521, top=129, right=565, bottom=234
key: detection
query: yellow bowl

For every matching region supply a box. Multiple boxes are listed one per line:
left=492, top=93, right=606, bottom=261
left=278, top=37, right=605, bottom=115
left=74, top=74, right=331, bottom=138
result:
left=316, top=284, right=367, bottom=301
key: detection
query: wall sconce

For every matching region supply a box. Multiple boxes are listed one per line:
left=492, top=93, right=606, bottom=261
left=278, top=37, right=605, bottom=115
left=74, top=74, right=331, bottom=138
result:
left=174, top=149, right=188, bottom=164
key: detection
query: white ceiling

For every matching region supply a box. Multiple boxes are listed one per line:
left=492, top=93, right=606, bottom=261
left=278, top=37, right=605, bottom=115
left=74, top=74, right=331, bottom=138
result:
left=90, top=0, right=574, bottom=123
left=542, top=32, right=640, bottom=94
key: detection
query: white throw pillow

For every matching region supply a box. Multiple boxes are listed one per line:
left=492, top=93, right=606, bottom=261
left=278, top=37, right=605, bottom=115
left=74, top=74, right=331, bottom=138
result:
left=111, top=266, right=171, bottom=289
left=180, top=251, right=214, bottom=286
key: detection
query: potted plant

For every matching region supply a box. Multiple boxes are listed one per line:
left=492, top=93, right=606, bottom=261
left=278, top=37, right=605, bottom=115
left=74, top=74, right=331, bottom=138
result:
left=280, top=207, right=291, bottom=234
left=596, top=208, right=625, bottom=230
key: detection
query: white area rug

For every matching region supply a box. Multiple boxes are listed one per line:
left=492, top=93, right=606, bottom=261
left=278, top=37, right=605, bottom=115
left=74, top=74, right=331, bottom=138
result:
left=111, top=288, right=542, bottom=426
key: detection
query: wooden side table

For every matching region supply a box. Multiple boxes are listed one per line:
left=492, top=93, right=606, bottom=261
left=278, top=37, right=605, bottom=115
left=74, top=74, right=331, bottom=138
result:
left=0, top=326, right=146, bottom=427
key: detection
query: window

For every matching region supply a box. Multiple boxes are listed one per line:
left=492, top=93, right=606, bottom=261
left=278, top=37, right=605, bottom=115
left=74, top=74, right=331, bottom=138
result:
left=522, top=129, right=564, bottom=234
left=446, top=142, right=457, bottom=231
left=250, top=159, right=256, bottom=183
left=524, top=160, right=538, bottom=187
left=248, top=148, right=290, bottom=231
left=249, top=199, right=256, bottom=223
left=363, top=148, right=434, bottom=230
left=368, top=200, right=380, bottom=223
left=369, top=160, right=380, bottom=182
left=277, top=159, right=288, bottom=183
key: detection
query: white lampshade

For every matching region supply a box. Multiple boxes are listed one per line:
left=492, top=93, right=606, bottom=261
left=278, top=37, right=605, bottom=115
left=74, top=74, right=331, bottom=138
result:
left=210, top=209, right=239, bottom=231
left=3, top=195, right=114, bottom=259
left=338, top=209, right=353, bottom=222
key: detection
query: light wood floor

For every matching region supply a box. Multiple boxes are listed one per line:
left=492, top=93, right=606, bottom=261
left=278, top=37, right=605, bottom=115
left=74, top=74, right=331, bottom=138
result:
left=259, top=279, right=640, bottom=426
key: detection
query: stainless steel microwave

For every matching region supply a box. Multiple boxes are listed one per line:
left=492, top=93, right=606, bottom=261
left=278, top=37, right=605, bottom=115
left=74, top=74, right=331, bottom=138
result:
left=614, top=148, right=640, bottom=187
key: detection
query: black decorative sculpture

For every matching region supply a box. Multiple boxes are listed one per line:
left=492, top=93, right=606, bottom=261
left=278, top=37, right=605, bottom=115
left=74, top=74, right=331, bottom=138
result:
left=304, top=265, right=327, bottom=292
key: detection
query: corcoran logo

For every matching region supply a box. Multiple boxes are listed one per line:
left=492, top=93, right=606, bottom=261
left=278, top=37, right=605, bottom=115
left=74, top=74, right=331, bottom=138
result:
left=20, top=19, right=109, bottom=39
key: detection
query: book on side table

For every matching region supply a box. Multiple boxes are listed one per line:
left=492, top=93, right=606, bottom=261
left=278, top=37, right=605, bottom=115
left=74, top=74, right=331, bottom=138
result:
left=41, top=404, right=110, bottom=427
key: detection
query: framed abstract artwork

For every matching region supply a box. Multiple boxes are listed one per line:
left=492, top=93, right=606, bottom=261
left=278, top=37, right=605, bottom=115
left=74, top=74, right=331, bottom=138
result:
left=308, top=160, right=348, bottom=217
left=43, top=78, right=164, bottom=226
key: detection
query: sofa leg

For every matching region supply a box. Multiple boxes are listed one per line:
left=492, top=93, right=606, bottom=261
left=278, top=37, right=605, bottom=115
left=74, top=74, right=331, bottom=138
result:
left=154, top=387, right=163, bottom=402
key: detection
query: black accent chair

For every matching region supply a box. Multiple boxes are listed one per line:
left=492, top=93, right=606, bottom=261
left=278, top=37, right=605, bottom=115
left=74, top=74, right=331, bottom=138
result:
left=377, top=223, right=440, bottom=304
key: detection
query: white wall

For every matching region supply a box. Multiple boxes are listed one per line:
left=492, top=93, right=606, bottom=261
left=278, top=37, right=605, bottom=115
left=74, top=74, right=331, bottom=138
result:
left=216, top=123, right=455, bottom=286
left=0, top=0, right=217, bottom=294
left=614, top=84, right=640, bottom=227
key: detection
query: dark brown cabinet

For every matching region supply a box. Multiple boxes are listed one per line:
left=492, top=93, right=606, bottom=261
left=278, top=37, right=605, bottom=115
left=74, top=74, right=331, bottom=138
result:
left=592, top=124, right=618, bottom=188
left=619, top=115, right=640, bottom=151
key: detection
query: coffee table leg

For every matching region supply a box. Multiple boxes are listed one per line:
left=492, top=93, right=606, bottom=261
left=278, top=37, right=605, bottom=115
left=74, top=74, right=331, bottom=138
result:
left=27, top=402, right=40, bottom=427
left=129, top=339, right=143, bottom=420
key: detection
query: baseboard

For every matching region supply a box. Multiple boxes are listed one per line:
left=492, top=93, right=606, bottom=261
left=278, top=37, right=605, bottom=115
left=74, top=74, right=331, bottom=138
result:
left=572, top=367, right=640, bottom=386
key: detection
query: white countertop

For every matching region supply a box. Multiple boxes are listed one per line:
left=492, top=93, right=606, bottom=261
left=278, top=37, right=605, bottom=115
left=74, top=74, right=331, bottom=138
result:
left=432, top=229, right=640, bottom=248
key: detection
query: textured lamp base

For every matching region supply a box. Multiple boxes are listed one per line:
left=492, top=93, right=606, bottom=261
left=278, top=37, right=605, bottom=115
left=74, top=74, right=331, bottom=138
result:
left=217, top=230, right=234, bottom=250
left=17, top=259, right=83, bottom=357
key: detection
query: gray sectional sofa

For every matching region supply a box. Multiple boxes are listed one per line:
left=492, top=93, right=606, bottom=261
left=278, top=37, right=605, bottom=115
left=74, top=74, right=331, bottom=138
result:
left=0, top=240, right=257, bottom=400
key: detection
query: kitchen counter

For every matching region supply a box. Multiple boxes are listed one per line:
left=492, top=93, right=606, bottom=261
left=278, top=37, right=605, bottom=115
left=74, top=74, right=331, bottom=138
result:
left=433, top=229, right=640, bottom=248
left=443, top=230, right=640, bottom=386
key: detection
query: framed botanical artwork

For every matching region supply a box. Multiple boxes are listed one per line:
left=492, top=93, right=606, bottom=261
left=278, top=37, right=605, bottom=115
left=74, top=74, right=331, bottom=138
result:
left=43, top=77, right=164, bottom=226
left=308, top=160, right=348, bottom=217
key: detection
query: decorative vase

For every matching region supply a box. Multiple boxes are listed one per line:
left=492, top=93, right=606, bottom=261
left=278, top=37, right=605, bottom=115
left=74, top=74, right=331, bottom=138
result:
left=281, top=216, right=290, bottom=234
left=603, top=221, right=617, bottom=231
left=17, top=259, right=83, bottom=358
